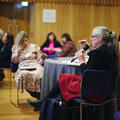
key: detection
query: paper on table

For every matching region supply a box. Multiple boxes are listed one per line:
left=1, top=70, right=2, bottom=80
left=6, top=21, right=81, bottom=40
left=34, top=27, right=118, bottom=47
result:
left=60, top=60, right=81, bottom=66
left=60, top=56, right=89, bottom=66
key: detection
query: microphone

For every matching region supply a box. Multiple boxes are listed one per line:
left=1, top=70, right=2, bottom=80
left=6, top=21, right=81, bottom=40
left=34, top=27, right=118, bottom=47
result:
left=71, top=44, right=90, bottom=62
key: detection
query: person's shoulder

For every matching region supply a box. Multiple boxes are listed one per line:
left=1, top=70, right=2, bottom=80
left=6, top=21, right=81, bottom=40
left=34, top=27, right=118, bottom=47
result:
left=54, top=40, right=61, bottom=46
left=55, top=40, right=60, bottom=43
left=89, top=44, right=109, bottom=56
left=66, top=41, right=74, bottom=45
left=30, top=43, right=40, bottom=51
left=11, top=45, right=17, bottom=51
left=12, top=45, right=17, bottom=49
left=97, top=44, right=110, bottom=53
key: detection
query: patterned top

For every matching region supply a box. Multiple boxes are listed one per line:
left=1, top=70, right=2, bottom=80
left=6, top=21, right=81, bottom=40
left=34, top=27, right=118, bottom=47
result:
left=12, top=43, right=41, bottom=63
left=11, top=43, right=43, bottom=93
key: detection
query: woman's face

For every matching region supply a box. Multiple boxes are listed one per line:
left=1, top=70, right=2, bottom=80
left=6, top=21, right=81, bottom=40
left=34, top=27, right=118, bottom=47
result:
left=90, top=30, right=102, bottom=48
left=20, top=37, right=28, bottom=48
left=2, top=33, right=7, bottom=44
left=61, top=37, right=67, bottom=44
left=49, top=34, right=54, bottom=41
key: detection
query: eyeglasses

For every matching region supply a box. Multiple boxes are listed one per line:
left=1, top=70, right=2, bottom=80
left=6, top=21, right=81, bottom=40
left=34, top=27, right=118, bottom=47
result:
left=91, top=35, right=98, bottom=38
left=90, top=35, right=101, bottom=39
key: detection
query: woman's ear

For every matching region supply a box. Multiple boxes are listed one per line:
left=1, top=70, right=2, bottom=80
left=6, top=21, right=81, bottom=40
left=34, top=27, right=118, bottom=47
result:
left=98, top=36, right=103, bottom=42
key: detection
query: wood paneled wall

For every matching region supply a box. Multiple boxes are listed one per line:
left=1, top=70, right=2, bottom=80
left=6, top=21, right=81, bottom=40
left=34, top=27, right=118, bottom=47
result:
left=0, top=16, right=30, bottom=38
left=0, top=2, right=30, bottom=39
left=30, top=2, right=120, bottom=47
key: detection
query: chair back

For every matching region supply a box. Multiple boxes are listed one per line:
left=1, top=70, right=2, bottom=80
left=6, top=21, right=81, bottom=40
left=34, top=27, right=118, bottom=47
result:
left=81, top=69, right=116, bottom=97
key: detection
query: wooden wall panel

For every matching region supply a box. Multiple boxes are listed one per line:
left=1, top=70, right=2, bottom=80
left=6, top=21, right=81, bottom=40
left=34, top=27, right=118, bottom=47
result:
left=30, top=2, right=120, bottom=47
left=0, top=2, right=30, bottom=39
left=0, top=16, right=30, bottom=39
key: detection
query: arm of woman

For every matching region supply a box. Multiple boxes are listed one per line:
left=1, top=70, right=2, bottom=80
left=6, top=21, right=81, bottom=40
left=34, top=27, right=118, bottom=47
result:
left=42, top=47, right=48, bottom=52
left=0, top=45, right=12, bottom=60
left=36, top=51, right=47, bottom=65
left=59, top=42, right=72, bottom=57
left=11, top=45, right=21, bottom=64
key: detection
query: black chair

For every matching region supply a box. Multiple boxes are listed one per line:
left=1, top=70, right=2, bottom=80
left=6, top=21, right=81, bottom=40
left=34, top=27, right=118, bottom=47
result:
left=73, top=69, right=117, bottom=120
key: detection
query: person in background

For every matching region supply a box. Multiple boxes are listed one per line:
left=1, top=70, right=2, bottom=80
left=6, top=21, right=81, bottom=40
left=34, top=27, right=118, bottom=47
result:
left=0, top=28, right=4, bottom=81
left=41, top=32, right=61, bottom=56
left=0, top=28, right=3, bottom=41
left=59, top=33, right=77, bottom=57
left=0, top=32, right=14, bottom=81
left=11, top=31, right=47, bottom=99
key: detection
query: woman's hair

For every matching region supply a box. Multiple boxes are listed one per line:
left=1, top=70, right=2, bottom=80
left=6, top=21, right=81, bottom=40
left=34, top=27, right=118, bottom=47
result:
left=45, top=32, right=57, bottom=43
left=93, top=26, right=113, bottom=45
left=15, top=31, right=29, bottom=46
left=61, top=33, right=72, bottom=41
left=7, top=32, right=14, bottom=45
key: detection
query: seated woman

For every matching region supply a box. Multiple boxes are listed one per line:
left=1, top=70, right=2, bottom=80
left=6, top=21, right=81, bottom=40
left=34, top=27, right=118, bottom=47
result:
left=27, top=26, right=118, bottom=111
left=12, top=31, right=46, bottom=99
left=59, top=33, right=77, bottom=57
left=41, top=32, right=61, bottom=57
left=0, top=32, right=14, bottom=81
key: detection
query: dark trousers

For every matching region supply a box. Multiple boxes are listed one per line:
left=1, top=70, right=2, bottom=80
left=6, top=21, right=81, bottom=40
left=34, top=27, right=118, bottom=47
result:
left=45, top=82, right=61, bottom=99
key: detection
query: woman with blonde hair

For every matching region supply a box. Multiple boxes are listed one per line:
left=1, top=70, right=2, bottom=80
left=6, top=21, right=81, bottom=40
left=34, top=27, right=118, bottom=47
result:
left=12, top=31, right=46, bottom=99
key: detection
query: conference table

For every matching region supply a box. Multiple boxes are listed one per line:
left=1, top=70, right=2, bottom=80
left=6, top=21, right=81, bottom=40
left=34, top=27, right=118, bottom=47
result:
left=40, top=57, right=83, bottom=99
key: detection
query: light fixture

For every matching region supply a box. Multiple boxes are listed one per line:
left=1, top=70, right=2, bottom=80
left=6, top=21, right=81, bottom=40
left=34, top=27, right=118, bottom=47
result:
left=21, top=1, right=29, bottom=7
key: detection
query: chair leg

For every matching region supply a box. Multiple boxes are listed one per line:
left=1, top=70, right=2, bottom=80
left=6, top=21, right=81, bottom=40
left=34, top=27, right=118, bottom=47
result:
left=115, top=99, right=117, bottom=112
left=10, top=72, right=19, bottom=108
left=92, top=105, right=96, bottom=120
left=10, top=71, right=12, bottom=102
left=17, top=87, right=19, bottom=107
left=80, top=103, right=82, bottom=120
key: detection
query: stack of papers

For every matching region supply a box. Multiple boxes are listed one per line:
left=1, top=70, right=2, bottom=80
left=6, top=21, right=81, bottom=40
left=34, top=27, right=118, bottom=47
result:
left=60, top=56, right=89, bottom=66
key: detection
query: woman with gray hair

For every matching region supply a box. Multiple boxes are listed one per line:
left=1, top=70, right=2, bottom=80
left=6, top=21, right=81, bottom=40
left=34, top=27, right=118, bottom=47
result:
left=28, top=26, right=118, bottom=111
left=12, top=31, right=47, bottom=99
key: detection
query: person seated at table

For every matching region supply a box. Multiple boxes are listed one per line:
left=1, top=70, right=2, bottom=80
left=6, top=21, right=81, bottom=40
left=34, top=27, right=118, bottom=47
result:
left=0, top=28, right=4, bottom=81
left=12, top=31, right=47, bottom=99
left=41, top=32, right=61, bottom=57
left=0, top=32, right=14, bottom=81
left=59, top=33, right=77, bottom=57
left=0, top=28, right=3, bottom=41
left=27, top=26, right=118, bottom=111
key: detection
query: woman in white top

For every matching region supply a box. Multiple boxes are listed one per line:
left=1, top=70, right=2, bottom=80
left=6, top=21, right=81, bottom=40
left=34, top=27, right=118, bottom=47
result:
left=12, top=31, right=46, bottom=99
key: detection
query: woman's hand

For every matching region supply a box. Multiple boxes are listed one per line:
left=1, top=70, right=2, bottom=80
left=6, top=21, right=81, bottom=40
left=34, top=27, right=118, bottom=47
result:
left=76, top=50, right=85, bottom=64
left=47, top=48, right=53, bottom=51
left=79, top=39, right=89, bottom=46
left=12, top=57, right=19, bottom=64
left=18, top=46, right=23, bottom=54
left=79, top=39, right=92, bottom=51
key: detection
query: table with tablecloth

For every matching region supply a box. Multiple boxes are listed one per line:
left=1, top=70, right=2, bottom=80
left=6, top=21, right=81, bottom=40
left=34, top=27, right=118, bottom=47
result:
left=40, top=57, right=82, bottom=99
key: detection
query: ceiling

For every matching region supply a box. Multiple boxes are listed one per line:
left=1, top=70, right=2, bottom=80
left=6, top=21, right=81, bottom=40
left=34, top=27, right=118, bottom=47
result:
left=0, top=0, right=119, bottom=6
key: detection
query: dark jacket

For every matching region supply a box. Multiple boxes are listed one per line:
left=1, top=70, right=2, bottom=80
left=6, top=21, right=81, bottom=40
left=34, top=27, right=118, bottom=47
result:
left=80, top=44, right=117, bottom=74
left=59, top=41, right=77, bottom=57
left=0, top=42, right=12, bottom=68
left=41, top=40, right=61, bottom=55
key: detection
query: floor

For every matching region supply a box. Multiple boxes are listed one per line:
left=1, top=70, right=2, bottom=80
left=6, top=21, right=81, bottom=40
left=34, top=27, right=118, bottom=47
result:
left=0, top=72, right=39, bottom=120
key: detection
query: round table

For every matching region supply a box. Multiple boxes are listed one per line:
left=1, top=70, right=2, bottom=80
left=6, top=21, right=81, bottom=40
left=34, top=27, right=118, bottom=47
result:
left=40, top=57, right=82, bottom=99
